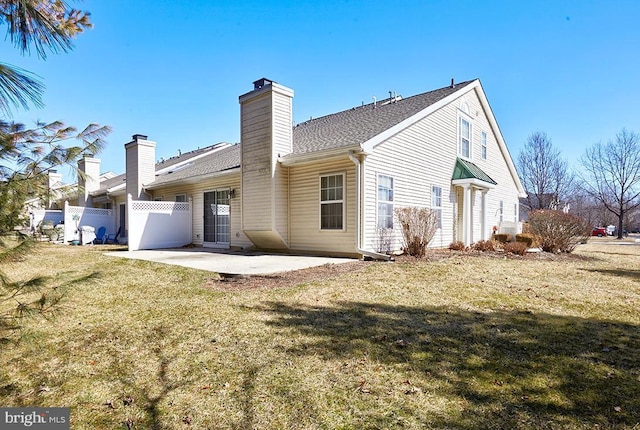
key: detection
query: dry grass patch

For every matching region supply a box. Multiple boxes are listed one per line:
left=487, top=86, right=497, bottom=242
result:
left=1, top=242, right=639, bottom=429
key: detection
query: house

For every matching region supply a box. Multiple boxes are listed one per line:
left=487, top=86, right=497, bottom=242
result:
left=80, top=77, right=526, bottom=257
left=26, top=168, right=117, bottom=233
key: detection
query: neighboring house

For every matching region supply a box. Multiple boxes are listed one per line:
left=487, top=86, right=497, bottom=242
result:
left=26, top=169, right=116, bottom=232
left=81, top=77, right=526, bottom=258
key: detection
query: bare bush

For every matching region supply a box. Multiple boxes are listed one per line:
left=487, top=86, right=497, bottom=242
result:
left=527, top=210, right=590, bottom=253
left=515, top=233, right=535, bottom=247
left=449, top=241, right=468, bottom=251
left=504, top=241, right=527, bottom=256
left=493, top=234, right=510, bottom=243
left=394, top=207, right=439, bottom=258
left=472, top=240, right=495, bottom=252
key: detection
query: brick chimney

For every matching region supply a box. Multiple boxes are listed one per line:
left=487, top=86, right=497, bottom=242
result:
left=125, top=134, right=156, bottom=201
left=77, top=156, right=101, bottom=207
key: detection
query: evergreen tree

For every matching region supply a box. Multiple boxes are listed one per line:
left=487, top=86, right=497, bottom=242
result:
left=1, top=1, right=108, bottom=336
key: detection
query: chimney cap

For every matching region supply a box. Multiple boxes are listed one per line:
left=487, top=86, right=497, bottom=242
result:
left=132, top=134, right=148, bottom=141
left=253, top=78, right=274, bottom=90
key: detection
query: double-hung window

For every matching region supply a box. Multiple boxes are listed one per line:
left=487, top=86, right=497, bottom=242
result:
left=377, top=175, right=394, bottom=229
left=432, top=186, right=442, bottom=229
left=459, top=116, right=471, bottom=158
left=481, top=131, right=487, bottom=160
left=320, top=174, right=344, bottom=230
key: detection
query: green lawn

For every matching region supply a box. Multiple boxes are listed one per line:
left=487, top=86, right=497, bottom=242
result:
left=1, top=241, right=639, bottom=429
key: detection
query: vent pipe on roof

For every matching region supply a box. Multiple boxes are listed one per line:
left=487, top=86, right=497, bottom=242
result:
left=372, top=96, right=377, bottom=108
left=451, top=78, right=455, bottom=88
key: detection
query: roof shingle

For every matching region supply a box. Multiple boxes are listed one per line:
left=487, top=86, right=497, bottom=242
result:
left=291, top=80, right=475, bottom=154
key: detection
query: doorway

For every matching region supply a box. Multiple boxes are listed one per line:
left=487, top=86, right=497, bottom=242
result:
left=204, top=190, right=230, bottom=247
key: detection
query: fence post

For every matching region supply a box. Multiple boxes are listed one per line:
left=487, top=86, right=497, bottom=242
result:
left=127, top=194, right=133, bottom=251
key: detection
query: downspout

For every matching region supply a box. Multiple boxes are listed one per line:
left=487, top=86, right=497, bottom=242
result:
left=348, top=151, right=391, bottom=261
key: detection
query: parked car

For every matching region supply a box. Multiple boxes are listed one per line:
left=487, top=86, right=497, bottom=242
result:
left=591, top=227, right=607, bottom=237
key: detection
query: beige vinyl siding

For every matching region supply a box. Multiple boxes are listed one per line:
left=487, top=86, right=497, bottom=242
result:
left=364, top=88, right=522, bottom=250
left=149, top=172, right=252, bottom=249
left=272, top=93, right=293, bottom=158
left=241, top=93, right=274, bottom=232
left=125, top=141, right=155, bottom=201
left=273, top=93, right=292, bottom=244
left=274, top=165, right=289, bottom=244
left=289, top=157, right=357, bottom=255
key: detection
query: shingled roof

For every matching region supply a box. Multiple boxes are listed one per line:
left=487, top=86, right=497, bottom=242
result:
left=92, top=80, right=478, bottom=193
left=291, top=79, right=476, bottom=154
left=147, top=144, right=241, bottom=188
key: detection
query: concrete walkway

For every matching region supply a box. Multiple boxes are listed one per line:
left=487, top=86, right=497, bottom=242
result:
left=104, top=248, right=356, bottom=275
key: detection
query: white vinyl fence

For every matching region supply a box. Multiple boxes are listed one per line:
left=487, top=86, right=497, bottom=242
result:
left=127, top=195, right=192, bottom=251
left=63, top=202, right=115, bottom=244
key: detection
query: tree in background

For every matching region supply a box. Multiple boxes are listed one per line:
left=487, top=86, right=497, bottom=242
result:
left=1, top=1, right=108, bottom=336
left=0, top=0, right=91, bottom=115
left=517, top=131, right=575, bottom=214
left=580, top=128, right=640, bottom=239
left=0, top=120, right=110, bottom=233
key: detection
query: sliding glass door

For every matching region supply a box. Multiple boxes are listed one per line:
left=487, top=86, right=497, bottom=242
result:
left=204, top=190, right=230, bottom=247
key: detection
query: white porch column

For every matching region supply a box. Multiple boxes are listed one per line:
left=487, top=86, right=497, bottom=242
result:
left=462, top=184, right=472, bottom=246
left=481, top=190, right=488, bottom=241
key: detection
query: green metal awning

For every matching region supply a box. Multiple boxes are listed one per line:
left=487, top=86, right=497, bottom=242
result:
left=452, top=158, right=497, bottom=185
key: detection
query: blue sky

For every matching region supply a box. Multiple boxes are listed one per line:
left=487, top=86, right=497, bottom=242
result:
left=3, top=0, right=639, bottom=182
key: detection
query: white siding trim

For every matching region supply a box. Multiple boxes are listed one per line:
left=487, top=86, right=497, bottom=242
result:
left=473, top=82, right=526, bottom=196
left=362, top=81, right=479, bottom=152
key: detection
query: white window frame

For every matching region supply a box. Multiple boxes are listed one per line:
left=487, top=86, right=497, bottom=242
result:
left=514, top=203, right=518, bottom=222
left=458, top=113, right=472, bottom=159
left=377, top=174, right=394, bottom=229
left=175, top=193, right=187, bottom=202
left=432, top=185, right=442, bottom=229
left=499, top=200, right=504, bottom=223
left=319, top=172, right=345, bottom=231
left=481, top=131, right=487, bottom=160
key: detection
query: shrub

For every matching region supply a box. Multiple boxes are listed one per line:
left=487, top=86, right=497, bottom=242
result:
left=527, top=210, right=590, bottom=253
left=515, top=233, right=535, bottom=247
left=493, top=233, right=510, bottom=243
left=504, top=241, right=527, bottom=255
left=472, top=240, right=495, bottom=252
left=449, top=241, right=468, bottom=251
left=394, top=207, right=439, bottom=258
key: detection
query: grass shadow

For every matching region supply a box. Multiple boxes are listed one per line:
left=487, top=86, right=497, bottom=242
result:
left=97, top=325, right=192, bottom=429
left=580, top=267, right=640, bottom=281
left=258, top=301, right=640, bottom=428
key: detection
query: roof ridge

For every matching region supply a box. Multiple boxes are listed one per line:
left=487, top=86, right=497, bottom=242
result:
left=294, top=79, right=477, bottom=128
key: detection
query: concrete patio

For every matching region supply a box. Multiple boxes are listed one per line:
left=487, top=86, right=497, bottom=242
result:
left=104, top=248, right=356, bottom=275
